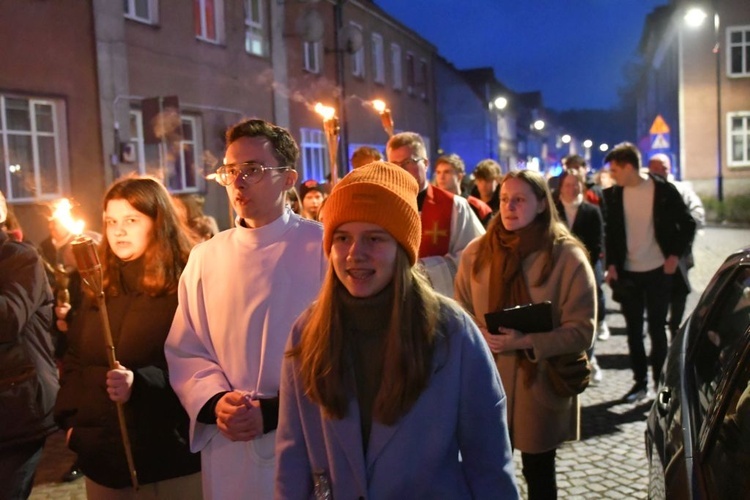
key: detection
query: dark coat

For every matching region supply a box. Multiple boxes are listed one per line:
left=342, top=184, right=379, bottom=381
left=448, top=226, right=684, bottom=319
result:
left=554, top=200, right=603, bottom=266
left=602, top=174, right=696, bottom=275
left=54, top=258, right=200, bottom=488
left=0, top=231, right=59, bottom=449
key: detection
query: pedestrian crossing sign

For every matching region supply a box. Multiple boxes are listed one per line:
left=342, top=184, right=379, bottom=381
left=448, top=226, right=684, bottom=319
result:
left=651, top=133, right=670, bottom=150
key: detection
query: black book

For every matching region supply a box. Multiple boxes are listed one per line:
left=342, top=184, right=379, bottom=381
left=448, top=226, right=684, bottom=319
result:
left=484, top=301, right=553, bottom=335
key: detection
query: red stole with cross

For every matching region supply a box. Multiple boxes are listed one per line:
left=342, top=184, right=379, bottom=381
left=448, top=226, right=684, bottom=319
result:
left=419, top=185, right=453, bottom=257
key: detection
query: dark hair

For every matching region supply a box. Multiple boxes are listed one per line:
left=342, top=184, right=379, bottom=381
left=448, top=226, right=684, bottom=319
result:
left=225, top=119, right=300, bottom=169
left=100, top=177, right=193, bottom=297
left=563, top=154, right=587, bottom=169
left=604, top=142, right=641, bottom=170
left=350, top=146, right=383, bottom=169
left=473, top=159, right=501, bottom=181
left=435, top=153, right=466, bottom=176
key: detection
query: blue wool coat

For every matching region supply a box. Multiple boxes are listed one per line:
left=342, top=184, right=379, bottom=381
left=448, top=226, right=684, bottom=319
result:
left=275, top=299, right=520, bottom=499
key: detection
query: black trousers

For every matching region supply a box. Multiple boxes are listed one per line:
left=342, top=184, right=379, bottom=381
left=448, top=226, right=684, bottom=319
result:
left=620, top=267, right=672, bottom=387
left=522, top=449, right=557, bottom=500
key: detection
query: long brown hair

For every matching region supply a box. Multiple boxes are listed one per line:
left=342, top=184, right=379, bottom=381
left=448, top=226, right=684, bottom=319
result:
left=289, top=248, right=440, bottom=425
left=100, top=177, right=193, bottom=297
left=471, top=169, right=584, bottom=284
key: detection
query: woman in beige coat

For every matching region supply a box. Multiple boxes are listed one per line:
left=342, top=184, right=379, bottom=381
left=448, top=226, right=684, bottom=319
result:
left=455, top=169, right=596, bottom=499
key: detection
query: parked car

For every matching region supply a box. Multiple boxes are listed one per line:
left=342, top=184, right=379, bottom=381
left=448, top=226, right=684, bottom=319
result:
left=645, top=246, right=750, bottom=499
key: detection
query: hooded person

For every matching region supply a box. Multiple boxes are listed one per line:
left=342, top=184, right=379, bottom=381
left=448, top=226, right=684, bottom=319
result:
left=275, top=161, right=520, bottom=499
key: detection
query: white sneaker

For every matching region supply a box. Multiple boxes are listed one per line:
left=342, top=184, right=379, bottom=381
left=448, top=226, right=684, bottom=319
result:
left=597, top=321, right=611, bottom=341
left=590, top=356, right=603, bottom=385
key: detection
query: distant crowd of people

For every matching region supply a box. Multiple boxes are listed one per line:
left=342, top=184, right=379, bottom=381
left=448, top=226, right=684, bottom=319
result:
left=1, top=116, right=701, bottom=499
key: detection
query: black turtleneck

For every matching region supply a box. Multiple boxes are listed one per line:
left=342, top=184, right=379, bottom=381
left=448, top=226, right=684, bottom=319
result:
left=339, top=283, right=394, bottom=453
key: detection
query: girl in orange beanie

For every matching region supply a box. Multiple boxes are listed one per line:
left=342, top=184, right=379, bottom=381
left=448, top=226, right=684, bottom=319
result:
left=275, top=161, right=519, bottom=499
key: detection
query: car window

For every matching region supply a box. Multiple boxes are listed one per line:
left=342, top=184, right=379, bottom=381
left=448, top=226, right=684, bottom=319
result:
left=701, top=362, right=750, bottom=497
left=690, top=266, right=750, bottom=425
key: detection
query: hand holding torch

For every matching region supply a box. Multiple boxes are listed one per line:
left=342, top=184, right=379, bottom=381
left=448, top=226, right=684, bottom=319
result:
left=71, top=235, right=139, bottom=490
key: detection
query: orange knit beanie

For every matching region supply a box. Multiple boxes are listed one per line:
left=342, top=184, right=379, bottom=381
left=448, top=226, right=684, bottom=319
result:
left=323, top=161, right=421, bottom=265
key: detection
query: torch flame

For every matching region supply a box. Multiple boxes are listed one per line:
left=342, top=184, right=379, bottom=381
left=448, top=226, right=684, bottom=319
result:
left=372, top=99, right=387, bottom=114
left=314, top=102, right=336, bottom=121
left=51, top=198, right=85, bottom=236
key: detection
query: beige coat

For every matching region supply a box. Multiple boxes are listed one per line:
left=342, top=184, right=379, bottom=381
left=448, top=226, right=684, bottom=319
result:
left=455, top=238, right=596, bottom=453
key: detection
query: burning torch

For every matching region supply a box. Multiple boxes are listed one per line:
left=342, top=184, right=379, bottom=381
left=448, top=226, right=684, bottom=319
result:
left=71, top=236, right=139, bottom=490
left=314, top=102, right=340, bottom=186
left=371, top=99, right=394, bottom=138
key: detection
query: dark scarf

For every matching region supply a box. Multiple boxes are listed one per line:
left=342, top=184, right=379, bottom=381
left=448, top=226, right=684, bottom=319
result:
left=338, top=284, right=394, bottom=454
left=487, top=220, right=551, bottom=314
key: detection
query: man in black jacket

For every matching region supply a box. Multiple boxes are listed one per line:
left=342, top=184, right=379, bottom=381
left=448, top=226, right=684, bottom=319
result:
left=0, top=190, right=59, bottom=498
left=603, top=143, right=696, bottom=403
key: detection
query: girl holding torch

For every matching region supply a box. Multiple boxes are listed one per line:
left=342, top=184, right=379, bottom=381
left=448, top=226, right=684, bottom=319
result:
left=54, top=177, right=201, bottom=498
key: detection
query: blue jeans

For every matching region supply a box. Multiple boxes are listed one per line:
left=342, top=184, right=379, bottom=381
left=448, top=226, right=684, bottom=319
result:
left=620, top=267, right=672, bottom=387
left=0, top=438, right=46, bottom=500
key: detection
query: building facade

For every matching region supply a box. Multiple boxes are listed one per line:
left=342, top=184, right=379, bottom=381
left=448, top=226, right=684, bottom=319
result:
left=638, top=0, right=750, bottom=198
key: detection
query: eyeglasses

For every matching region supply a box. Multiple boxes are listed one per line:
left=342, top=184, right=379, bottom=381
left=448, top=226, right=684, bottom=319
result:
left=392, top=157, right=424, bottom=169
left=214, top=161, right=290, bottom=186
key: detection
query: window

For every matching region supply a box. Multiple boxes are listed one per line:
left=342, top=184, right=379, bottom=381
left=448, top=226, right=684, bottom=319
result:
left=406, top=52, right=415, bottom=95
left=128, top=110, right=204, bottom=193
left=391, top=43, right=402, bottom=90
left=351, top=23, right=365, bottom=78
left=371, top=33, right=384, bottom=84
left=194, top=0, right=224, bottom=44
left=124, top=0, right=159, bottom=24
left=0, top=95, right=66, bottom=202
left=418, top=58, right=429, bottom=100
left=304, top=41, right=321, bottom=74
left=244, top=0, right=266, bottom=57
left=300, top=128, right=327, bottom=181
left=728, top=26, right=750, bottom=77
left=728, top=112, right=750, bottom=167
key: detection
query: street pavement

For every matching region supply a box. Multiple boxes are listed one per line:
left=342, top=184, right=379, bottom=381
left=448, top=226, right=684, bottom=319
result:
left=28, top=226, right=749, bottom=499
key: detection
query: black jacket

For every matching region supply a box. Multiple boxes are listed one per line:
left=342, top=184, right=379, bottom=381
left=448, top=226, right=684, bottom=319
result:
left=554, top=200, right=603, bottom=266
left=0, top=231, right=59, bottom=449
left=54, top=258, right=200, bottom=488
left=602, top=174, right=696, bottom=273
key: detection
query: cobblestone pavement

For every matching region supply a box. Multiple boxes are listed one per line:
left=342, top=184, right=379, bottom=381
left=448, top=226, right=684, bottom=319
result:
left=29, top=226, right=749, bottom=499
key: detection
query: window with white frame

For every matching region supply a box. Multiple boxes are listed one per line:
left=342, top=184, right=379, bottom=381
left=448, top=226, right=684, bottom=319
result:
left=300, top=128, right=327, bottom=181
left=0, top=95, right=66, bottom=202
left=244, top=0, right=266, bottom=57
left=391, top=43, right=402, bottom=90
left=372, top=33, right=385, bottom=84
left=304, top=41, right=321, bottom=74
left=129, top=110, right=204, bottom=192
left=194, top=0, right=225, bottom=44
left=351, top=23, right=365, bottom=78
left=728, top=26, right=750, bottom=77
left=124, top=0, right=159, bottom=24
left=728, top=111, right=750, bottom=166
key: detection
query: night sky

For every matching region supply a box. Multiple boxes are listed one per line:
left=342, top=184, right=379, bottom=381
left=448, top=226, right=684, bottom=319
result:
left=375, top=0, right=669, bottom=111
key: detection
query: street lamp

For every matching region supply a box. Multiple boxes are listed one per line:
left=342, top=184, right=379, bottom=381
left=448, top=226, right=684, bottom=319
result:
left=561, top=134, right=571, bottom=144
left=493, top=96, right=508, bottom=111
left=533, top=119, right=545, bottom=131
left=583, top=139, right=593, bottom=162
left=599, top=143, right=609, bottom=152
left=684, top=4, right=723, bottom=201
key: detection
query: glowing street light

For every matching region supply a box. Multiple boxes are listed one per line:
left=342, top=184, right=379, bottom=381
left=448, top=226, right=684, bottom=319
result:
left=684, top=5, right=723, bottom=201
left=493, top=96, right=508, bottom=110
left=533, top=119, right=545, bottom=131
left=599, top=143, right=609, bottom=152
left=314, top=102, right=340, bottom=185
left=370, top=99, right=394, bottom=137
left=582, top=139, right=593, bottom=149
left=561, top=134, right=571, bottom=144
